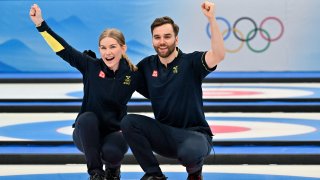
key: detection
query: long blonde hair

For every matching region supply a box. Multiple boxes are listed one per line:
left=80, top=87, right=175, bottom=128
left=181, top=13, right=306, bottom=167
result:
left=99, top=29, right=137, bottom=71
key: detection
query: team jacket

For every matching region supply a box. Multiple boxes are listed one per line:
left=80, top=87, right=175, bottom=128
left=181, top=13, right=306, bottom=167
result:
left=37, top=21, right=147, bottom=132
left=137, top=48, right=216, bottom=137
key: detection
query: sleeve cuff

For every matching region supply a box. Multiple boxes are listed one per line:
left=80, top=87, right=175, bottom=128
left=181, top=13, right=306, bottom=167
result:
left=36, top=21, right=49, bottom=32
left=201, top=51, right=217, bottom=72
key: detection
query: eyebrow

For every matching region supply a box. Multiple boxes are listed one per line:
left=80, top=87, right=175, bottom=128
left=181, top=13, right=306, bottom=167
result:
left=153, top=33, right=172, bottom=37
left=100, top=44, right=117, bottom=47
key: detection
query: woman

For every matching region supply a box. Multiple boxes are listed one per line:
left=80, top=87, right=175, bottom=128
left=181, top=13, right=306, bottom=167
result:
left=29, top=4, right=147, bottom=180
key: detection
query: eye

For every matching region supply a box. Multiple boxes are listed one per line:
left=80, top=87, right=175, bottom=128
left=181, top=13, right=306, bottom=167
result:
left=100, top=46, right=106, bottom=50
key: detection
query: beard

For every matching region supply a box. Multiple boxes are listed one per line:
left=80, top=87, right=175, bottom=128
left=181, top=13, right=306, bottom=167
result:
left=154, top=43, right=176, bottom=58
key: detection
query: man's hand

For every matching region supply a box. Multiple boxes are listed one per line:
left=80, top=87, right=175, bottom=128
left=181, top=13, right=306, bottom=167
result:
left=201, top=1, right=215, bottom=20
left=29, top=4, right=44, bottom=26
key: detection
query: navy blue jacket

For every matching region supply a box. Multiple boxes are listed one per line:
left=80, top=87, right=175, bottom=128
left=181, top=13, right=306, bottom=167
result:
left=137, top=48, right=216, bottom=137
left=37, top=21, right=147, bottom=132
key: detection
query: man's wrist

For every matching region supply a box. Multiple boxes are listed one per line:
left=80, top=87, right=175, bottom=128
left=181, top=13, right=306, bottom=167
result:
left=207, top=16, right=216, bottom=23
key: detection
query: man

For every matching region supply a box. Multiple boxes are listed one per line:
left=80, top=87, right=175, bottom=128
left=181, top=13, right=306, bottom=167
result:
left=121, top=1, right=225, bottom=180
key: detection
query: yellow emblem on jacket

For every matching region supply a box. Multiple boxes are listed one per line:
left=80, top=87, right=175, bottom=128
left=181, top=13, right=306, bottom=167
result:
left=123, top=75, right=131, bottom=85
left=173, top=66, right=178, bottom=74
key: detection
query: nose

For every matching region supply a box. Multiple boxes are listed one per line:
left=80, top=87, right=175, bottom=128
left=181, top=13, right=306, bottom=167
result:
left=159, top=37, right=166, bottom=45
left=105, top=48, right=112, bottom=55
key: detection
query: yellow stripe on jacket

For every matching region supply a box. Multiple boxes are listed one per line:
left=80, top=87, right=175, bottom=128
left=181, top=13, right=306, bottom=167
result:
left=40, top=31, right=65, bottom=52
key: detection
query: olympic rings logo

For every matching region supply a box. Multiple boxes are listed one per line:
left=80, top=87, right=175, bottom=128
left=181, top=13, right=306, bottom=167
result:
left=207, top=16, right=284, bottom=53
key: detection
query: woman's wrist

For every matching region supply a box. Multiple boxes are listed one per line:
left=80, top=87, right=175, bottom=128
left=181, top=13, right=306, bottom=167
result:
left=35, top=20, right=44, bottom=27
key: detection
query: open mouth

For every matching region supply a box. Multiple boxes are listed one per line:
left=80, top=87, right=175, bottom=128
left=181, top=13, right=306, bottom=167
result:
left=105, top=57, right=115, bottom=61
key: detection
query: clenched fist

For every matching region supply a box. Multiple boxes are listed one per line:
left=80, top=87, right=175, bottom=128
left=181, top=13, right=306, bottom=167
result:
left=201, top=1, right=216, bottom=20
left=29, top=4, right=44, bottom=27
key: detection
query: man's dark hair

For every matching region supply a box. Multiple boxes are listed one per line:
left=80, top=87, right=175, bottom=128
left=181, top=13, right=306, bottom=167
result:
left=151, top=16, right=179, bottom=36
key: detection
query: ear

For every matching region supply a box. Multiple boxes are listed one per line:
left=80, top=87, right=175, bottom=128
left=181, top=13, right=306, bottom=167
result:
left=122, top=44, right=127, bottom=53
left=175, top=36, right=179, bottom=46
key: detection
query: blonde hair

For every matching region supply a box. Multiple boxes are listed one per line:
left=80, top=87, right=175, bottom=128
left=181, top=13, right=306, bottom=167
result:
left=99, top=29, right=137, bottom=71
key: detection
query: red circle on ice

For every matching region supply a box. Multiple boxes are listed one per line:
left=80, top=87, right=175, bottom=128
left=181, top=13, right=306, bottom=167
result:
left=210, top=125, right=251, bottom=133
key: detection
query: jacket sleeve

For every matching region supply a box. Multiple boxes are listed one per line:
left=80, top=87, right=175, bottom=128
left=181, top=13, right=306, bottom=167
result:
left=36, top=21, right=93, bottom=74
left=135, top=69, right=150, bottom=99
left=191, top=51, right=217, bottom=80
left=135, top=60, right=150, bottom=99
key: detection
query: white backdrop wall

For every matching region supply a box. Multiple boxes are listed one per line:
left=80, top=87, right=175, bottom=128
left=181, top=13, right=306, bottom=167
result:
left=0, top=0, right=319, bottom=72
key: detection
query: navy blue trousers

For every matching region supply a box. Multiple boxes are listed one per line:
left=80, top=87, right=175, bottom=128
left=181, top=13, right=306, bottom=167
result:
left=73, top=112, right=128, bottom=175
left=121, top=114, right=212, bottom=175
